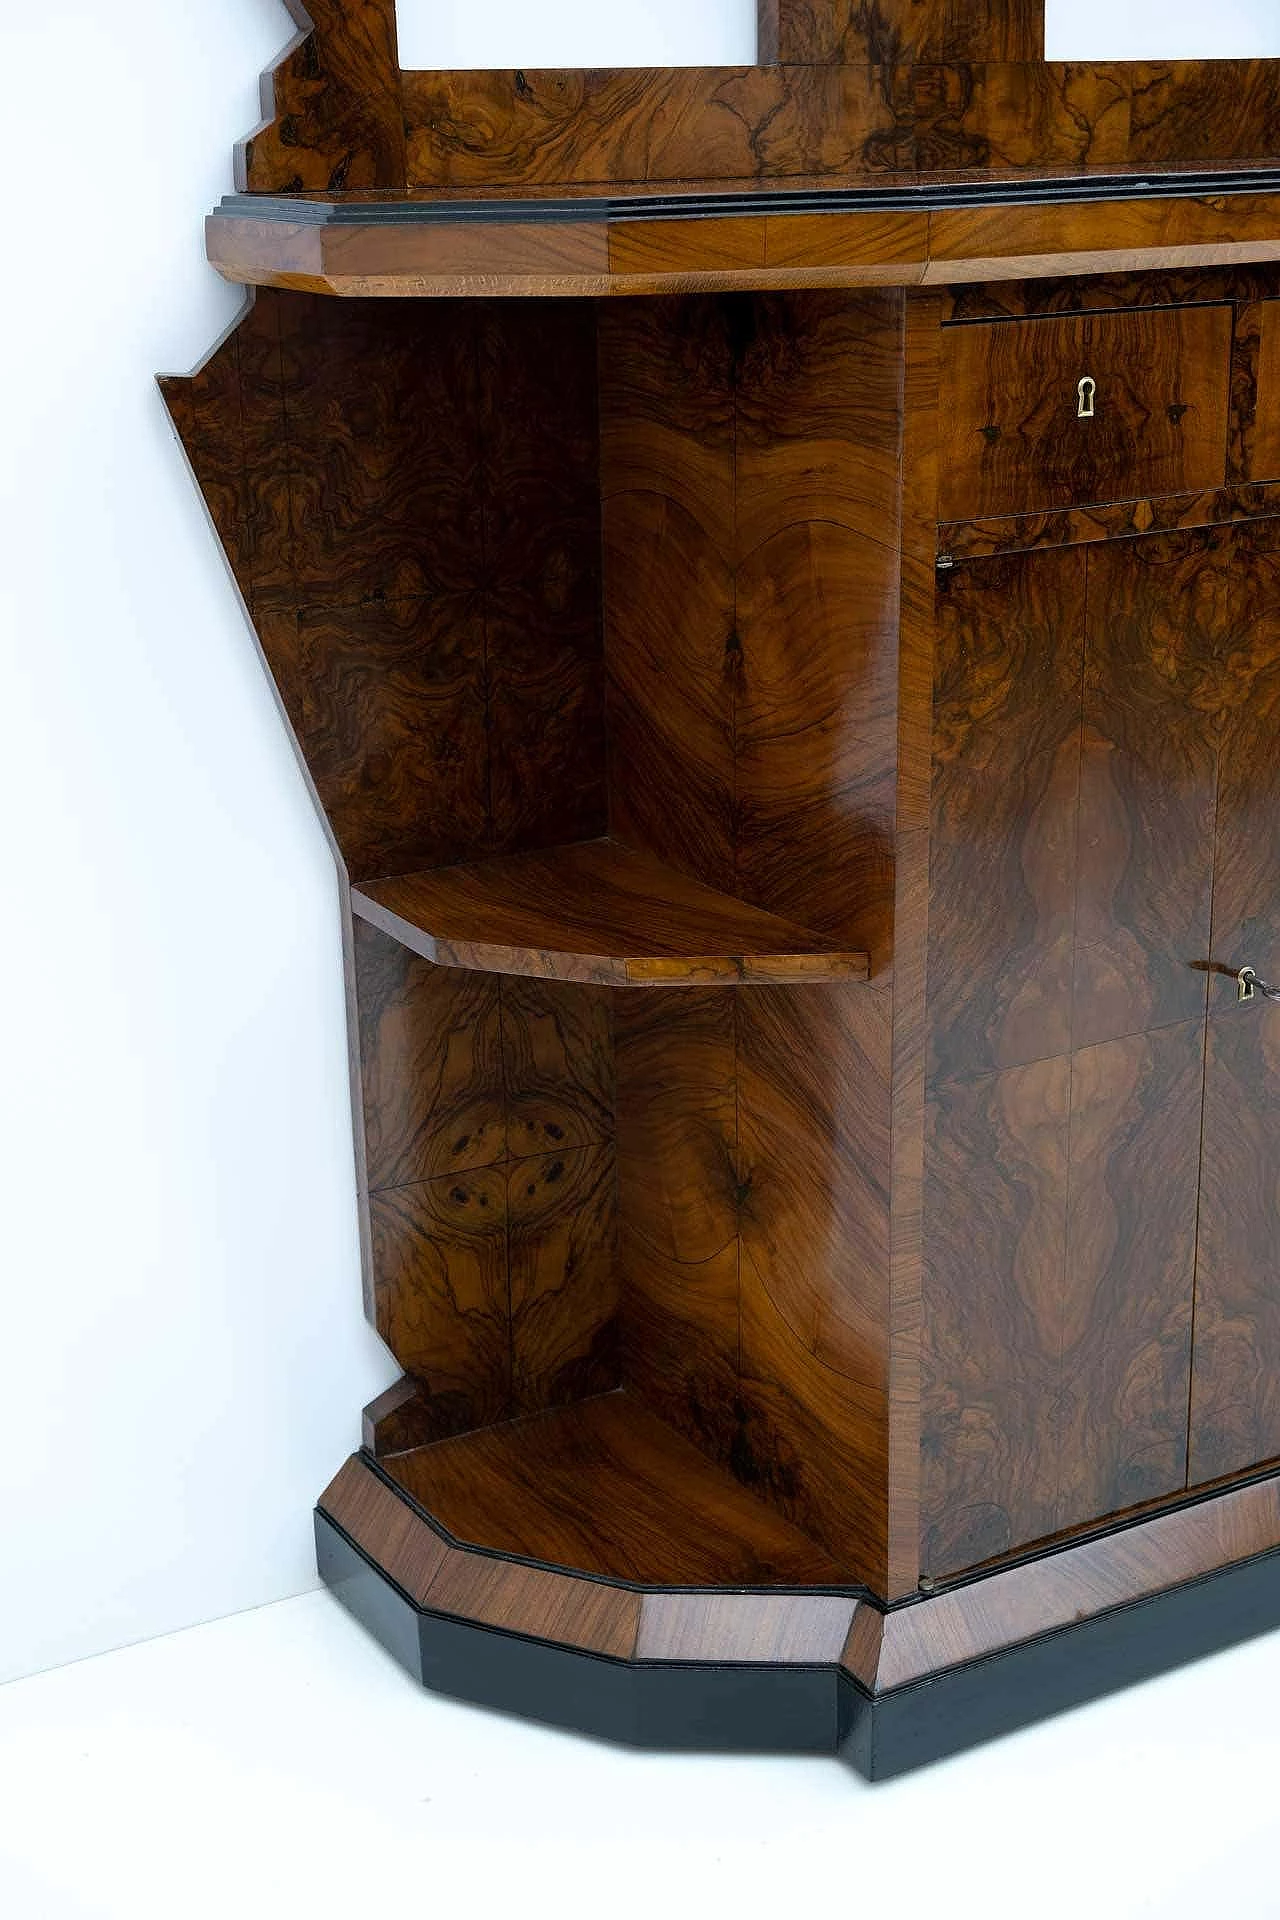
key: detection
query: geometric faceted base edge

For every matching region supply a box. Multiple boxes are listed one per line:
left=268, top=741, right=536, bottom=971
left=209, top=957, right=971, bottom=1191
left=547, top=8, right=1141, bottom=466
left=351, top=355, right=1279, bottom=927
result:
left=318, top=1451, right=1280, bottom=1781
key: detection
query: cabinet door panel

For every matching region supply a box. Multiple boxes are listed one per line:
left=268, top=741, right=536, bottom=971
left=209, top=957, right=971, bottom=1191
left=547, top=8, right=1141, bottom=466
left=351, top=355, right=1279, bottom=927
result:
left=923, top=532, right=1236, bottom=1578
left=922, top=1023, right=1203, bottom=1579
left=1073, top=537, right=1220, bottom=1050
left=922, top=1057, right=1070, bottom=1577
left=938, top=305, right=1232, bottom=521
left=1189, top=518, right=1280, bottom=1483
left=928, top=548, right=1085, bottom=1082
left=1190, top=1011, right=1280, bottom=1484
left=1057, top=1021, right=1203, bottom=1532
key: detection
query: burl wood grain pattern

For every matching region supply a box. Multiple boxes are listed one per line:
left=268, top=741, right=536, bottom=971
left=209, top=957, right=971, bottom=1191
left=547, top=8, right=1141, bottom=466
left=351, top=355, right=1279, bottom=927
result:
left=1186, top=519, right=1280, bottom=1485
left=764, top=0, right=1041, bottom=63
left=938, top=306, right=1233, bottom=521
left=165, top=292, right=606, bottom=887
left=924, top=518, right=1280, bottom=1575
left=922, top=1024, right=1203, bottom=1576
left=351, top=840, right=868, bottom=986
left=1075, top=536, right=1220, bottom=1050
left=354, top=919, right=618, bottom=1444
left=321, top=1448, right=1280, bottom=1682
left=946, top=264, right=1280, bottom=325
left=1252, top=303, right=1280, bottom=483
left=354, top=917, right=504, bottom=1190
left=400, top=65, right=904, bottom=191
left=234, top=0, right=1280, bottom=197
left=383, top=1393, right=846, bottom=1585
left=614, top=991, right=742, bottom=1469
left=941, top=484, right=1280, bottom=562
left=1192, top=1012, right=1280, bottom=1484
left=601, top=292, right=903, bottom=1589
left=240, top=0, right=405, bottom=194
left=928, top=546, right=1084, bottom=1082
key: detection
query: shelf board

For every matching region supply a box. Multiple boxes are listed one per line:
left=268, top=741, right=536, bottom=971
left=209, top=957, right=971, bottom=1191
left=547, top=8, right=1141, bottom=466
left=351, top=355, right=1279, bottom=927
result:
left=351, top=839, right=868, bottom=987
left=380, top=1392, right=846, bottom=1587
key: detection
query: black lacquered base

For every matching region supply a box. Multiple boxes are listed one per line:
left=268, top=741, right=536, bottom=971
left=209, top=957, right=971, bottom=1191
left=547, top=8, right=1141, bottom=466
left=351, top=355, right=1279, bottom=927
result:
left=316, top=1505, right=1280, bottom=1781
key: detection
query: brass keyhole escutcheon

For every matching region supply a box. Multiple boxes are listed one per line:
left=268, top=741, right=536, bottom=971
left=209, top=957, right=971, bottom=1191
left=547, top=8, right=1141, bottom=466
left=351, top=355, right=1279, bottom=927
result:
left=1236, top=965, right=1280, bottom=1004
left=1077, top=375, right=1097, bottom=420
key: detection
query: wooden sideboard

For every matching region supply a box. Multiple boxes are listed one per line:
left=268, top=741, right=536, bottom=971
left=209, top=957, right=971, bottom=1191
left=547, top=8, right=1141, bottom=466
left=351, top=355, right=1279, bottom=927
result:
left=164, top=1, right=1280, bottom=1778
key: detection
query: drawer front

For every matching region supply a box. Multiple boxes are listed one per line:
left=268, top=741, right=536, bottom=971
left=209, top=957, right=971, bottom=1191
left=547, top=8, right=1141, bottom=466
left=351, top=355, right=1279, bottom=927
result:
left=938, top=305, right=1233, bottom=522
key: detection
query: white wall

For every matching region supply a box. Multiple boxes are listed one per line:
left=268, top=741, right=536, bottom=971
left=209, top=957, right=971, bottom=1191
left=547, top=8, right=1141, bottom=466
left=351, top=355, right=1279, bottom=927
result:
left=0, top=0, right=394, bottom=1685
left=395, top=0, right=1280, bottom=69
left=1046, top=2, right=1280, bottom=61
left=396, top=0, right=756, bottom=70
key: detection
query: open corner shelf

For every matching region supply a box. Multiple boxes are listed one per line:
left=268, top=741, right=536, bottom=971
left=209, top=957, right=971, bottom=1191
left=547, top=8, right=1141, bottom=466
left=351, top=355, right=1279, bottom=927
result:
left=378, top=1391, right=847, bottom=1588
left=350, top=838, right=869, bottom=988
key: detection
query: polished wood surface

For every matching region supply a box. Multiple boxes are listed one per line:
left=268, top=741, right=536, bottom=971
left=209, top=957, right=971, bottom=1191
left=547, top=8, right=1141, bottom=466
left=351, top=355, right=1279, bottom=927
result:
left=765, top=0, right=1042, bottom=63
left=210, top=188, right=1280, bottom=299
left=352, top=839, right=869, bottom=986
left=941, top=481, right=1280, bottom=559
left=864, top=1466, right=1280, bottom=1691
left=168, top=268, right=1280, bottom=1615
left=319, top=1444, right=1280, bottom=1690
left=1253, top=301, right=1280, bottom=481
left=382, top=1392, right=847, bottom=1585
left=353, top=919, right=617, bottom=1444
left=240, top=0, right=405, bottom=194
left=601, top=290, right=903, bottom=1589
left=885, top=295, right=944, bottom=1597
left=938, top=305, right=1233, bottom=520
left=176, top=19, right=1280, bottom=1752
left=923, top=517, right=1280, bottom=1578
left=163, top=292, right=605, bottom=885
left=239, top=38, right=1280, bottom=198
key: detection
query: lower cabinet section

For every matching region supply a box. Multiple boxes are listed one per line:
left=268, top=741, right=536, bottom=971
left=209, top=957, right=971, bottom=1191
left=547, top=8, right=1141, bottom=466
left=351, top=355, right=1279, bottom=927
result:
left=922, top=523, right=1280, bottom=1579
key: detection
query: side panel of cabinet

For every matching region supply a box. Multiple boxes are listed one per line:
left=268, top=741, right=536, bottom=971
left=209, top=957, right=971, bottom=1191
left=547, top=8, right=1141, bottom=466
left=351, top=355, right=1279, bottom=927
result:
left=922, top=540, right=1216, bottom=1578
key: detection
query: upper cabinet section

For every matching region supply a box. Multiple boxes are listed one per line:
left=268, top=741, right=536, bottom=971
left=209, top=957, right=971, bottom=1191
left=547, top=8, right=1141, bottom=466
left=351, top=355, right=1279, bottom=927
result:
left=937, top=306, right=1233, bottom=520
left=236, top=0, right=1280, bottom=195
left=212, top=2, right=1280, bottom=297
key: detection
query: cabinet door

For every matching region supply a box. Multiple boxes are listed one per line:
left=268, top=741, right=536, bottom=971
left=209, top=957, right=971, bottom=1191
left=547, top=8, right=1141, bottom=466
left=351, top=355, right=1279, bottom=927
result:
left=922, top=535, right=1220, bottom=1578
left=1188, top=520, right=1280, bottom=1483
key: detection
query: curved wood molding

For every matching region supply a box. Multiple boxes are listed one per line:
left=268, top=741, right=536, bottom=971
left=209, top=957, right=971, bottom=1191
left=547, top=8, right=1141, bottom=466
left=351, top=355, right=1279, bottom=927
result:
left=207, top=182, right=1280, bottom=298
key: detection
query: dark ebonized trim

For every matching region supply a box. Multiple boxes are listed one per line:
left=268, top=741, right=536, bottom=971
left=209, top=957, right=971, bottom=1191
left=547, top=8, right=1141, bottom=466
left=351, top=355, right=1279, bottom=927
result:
left=845, top=1546, right=1280, bottom=1778
left=315, top=1509, right=842, bottom=1756
left=215, top=165, right=1280, bottom=230
left=316, top=1507, right=1280, bottom=1780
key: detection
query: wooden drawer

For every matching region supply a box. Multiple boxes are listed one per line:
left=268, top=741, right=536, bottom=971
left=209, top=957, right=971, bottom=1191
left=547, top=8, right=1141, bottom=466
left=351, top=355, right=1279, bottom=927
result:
left=938, top=305, right=1233, bottom=522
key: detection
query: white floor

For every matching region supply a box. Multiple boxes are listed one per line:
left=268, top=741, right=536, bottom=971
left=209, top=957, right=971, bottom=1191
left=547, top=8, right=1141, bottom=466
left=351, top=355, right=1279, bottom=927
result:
left=2, top=1589, right=1279, bottom=1919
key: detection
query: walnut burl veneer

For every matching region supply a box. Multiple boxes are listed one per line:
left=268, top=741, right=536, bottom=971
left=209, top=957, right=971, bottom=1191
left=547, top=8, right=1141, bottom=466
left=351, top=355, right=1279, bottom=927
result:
left=352, top=840, right=868, bottom=986
left=168, top=2, right=1280, bottom=1779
